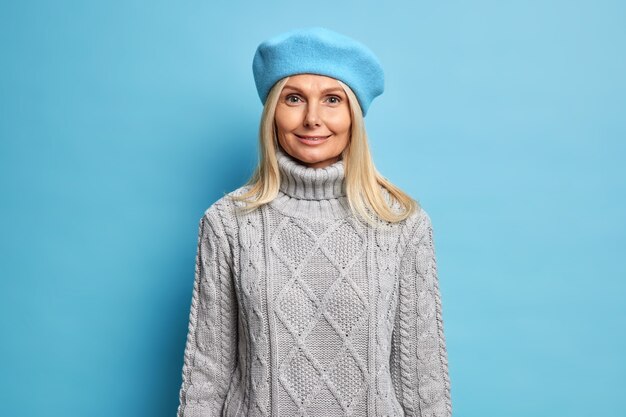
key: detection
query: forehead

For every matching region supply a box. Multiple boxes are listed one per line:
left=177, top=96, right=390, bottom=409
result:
left=283, top=73, right=343, bottom=92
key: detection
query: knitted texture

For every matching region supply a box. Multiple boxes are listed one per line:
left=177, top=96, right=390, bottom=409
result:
left=177, top=147, right=452, bottom=417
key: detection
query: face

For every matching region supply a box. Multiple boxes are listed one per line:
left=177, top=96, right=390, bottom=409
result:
left=274, top=74, right=352, bottom=169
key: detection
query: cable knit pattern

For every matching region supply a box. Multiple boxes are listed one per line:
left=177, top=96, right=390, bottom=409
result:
left=177, top=146, right=452, bottom=417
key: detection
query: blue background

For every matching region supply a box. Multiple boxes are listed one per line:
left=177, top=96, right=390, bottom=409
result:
left=1, top=1, right=624, bottom=416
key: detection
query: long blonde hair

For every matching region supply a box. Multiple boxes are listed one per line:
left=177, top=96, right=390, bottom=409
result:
left=229, top=76, right=419, bottom=226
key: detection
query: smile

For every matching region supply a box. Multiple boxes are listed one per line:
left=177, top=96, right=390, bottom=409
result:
left=295, top=134, right=331, bottom=144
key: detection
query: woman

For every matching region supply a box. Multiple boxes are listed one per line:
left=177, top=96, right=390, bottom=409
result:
left=177, top=27, right=452, bottom=417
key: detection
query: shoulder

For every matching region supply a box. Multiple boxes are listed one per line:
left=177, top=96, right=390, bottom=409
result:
left=395, top=196, right=434, bottom=254
left=407, top=204, right=433, bottom=242
left=195, top=185, right=254, bottom=256
left=200, top=184, right=254, bottom=233
left=378, top=184, right=432, bottom=235
left=379, top=185, right=404, bottom=215
left=203, top=185, right=251, bottom=214
left=393, top=205, right=436, bottom=268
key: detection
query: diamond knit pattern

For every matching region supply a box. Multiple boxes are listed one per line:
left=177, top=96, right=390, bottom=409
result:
left=177, top=146, right=452, bottom=417
left=272, top=216, right=369, bottom=416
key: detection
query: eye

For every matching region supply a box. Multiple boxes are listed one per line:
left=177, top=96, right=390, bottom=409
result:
left=286, top=94, right=302, bottom=103
left=326, top=96, right=342, bottom=104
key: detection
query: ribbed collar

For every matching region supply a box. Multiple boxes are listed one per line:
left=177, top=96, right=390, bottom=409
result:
left=275, top=145, right=347, bottom=200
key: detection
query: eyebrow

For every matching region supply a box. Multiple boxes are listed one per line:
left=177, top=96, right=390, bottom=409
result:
left=283, top=85, right=345, bottom=95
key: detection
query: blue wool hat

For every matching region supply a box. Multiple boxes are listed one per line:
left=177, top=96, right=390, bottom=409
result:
left=252, top=27, right=384, bottom=116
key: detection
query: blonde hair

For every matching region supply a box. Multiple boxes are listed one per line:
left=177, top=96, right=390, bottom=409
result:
left=229, top=76, right=419, bottom=226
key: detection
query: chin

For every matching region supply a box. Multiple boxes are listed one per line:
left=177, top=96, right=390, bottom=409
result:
left=293, top=149, right=342, bottom=168
left=290, top=146, right=325, bottom=160
left=280, top=137, right=345, bottom=166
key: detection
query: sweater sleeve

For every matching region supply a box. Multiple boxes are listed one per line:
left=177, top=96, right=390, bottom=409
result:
left=390, top=209, right=452, bottom=417
left=177, top=208, right=239, bottom=417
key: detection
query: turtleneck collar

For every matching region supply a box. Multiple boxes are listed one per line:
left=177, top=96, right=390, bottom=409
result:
left=275, top=145, right=347, bottom=200
left=268, top=146, right=351, bottom=220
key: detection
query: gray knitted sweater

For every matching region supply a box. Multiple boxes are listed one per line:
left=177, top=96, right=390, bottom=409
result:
left=177, top=146, right=452, bottom=417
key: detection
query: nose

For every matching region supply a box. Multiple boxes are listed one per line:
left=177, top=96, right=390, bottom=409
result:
left=304, top=103, right=321, bottom=127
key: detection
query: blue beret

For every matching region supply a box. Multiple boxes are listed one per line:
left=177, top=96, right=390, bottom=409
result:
left=252, top=27, right=384, bottom=116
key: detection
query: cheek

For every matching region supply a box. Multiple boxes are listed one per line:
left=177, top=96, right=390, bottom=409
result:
left=276, top=105, right=303, bottom=126
left=326, top=110, right=352, bottom=133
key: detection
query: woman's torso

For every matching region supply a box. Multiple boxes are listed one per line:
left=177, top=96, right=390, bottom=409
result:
left=217, top=186, right=419, bottom=417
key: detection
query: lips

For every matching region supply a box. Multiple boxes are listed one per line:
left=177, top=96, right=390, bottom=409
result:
left=296, top=134, right=331, bottom=141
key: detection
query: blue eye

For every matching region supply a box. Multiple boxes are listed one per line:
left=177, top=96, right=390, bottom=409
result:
left=286, top=95, right=301, bottom=103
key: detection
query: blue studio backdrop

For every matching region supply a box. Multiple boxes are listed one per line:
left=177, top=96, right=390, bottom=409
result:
left=1, top=1, right=624, bottom=416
